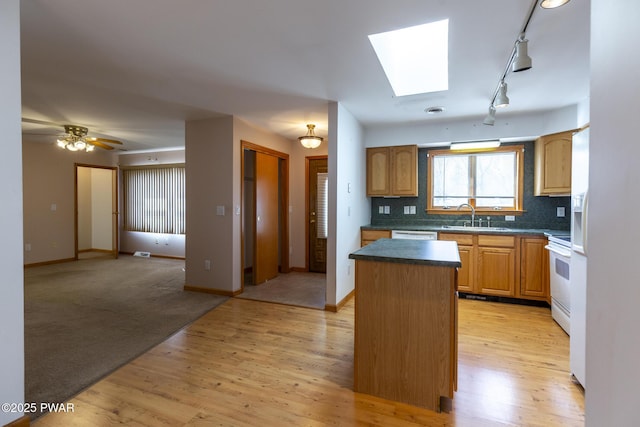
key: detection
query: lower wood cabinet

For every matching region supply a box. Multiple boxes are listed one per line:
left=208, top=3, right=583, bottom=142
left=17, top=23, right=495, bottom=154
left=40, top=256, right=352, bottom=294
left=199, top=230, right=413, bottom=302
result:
left=477, top=235, right=516, bottom=297
left=360, top=229, right=391, bottom=246
left=439, top=232, right=549, bottom=301
left=520, top=237, right=550, bottom=301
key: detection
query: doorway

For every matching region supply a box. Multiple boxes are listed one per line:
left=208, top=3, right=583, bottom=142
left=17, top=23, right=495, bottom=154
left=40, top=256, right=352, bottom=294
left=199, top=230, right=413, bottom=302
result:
left=75, top=164, right=118, bottom=260
left=241, top=141, right=289, bottom=289
left=307, top=156, right=328, bottom=273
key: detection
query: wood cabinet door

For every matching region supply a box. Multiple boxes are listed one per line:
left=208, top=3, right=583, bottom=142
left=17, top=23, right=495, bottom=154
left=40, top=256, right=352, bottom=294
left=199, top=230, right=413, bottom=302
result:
left=520, top=237, right=549, bottom=300
left=390, top=145, right=418, bottom=196
left=477, top=246, right=516, bottom=296
left=456, top=245, right=475, bottom=293
left=534, top=131, right=572, bottom=195
left=366, top=147, right=390, bottom=196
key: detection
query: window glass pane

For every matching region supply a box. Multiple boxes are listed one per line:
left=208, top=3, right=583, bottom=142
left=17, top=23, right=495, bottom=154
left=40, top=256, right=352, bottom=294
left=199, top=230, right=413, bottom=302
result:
left=476, top=152, right=515, bottom=207
left=433, top=155, right=469, bottom=206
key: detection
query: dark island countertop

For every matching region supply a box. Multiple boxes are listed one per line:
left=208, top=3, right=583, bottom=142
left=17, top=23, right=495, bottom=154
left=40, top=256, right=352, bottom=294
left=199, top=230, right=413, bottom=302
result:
left=349, top=238, right=461, bottom=268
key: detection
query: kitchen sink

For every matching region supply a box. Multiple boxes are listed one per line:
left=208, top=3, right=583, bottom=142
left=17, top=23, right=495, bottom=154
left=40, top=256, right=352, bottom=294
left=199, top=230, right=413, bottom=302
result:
left=440, top=225, right=510, bottom=231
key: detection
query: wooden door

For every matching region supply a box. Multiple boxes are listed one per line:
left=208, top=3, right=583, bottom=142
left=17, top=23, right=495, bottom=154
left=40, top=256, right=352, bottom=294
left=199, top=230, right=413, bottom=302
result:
left=254, top=152, right=279, bottom=284
left=308, top=157, right=327, bottom=273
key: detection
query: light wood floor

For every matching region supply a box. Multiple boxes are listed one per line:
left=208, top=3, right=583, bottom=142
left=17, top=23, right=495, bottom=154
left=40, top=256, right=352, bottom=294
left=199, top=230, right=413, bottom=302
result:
left=35, top=297, right=584, bottom=426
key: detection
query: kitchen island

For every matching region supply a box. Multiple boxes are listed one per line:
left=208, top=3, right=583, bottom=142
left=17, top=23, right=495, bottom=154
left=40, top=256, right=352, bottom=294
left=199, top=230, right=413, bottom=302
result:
left=348, top=238, right=461, bottom=412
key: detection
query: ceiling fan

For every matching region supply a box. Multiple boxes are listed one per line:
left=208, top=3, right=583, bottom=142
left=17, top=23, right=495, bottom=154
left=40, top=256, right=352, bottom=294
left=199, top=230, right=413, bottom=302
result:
left=56, top=124, right=123, bottom=152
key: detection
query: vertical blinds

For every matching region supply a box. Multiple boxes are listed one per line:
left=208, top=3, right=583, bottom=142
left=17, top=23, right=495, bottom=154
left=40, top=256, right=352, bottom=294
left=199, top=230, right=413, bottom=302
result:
left=316, top=172, right=328, bottom=239
left=123, top=166, right=185, bottom=234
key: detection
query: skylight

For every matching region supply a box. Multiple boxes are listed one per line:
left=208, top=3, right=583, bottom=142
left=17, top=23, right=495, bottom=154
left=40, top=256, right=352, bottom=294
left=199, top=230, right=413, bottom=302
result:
left=368, top=19, right=449, bottom=97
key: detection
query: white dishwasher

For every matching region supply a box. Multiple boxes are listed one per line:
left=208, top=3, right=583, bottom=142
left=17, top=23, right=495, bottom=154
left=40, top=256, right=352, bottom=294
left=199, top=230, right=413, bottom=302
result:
left=391, top=230, right=438, bottom=240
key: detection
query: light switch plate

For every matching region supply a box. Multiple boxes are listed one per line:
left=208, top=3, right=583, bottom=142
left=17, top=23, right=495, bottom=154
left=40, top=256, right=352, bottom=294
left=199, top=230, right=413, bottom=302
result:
left=505, top=215, right=515, bottom=221
left=557, top=207, right=566, bottom=217
left=384, top=206, right=390, bottom=214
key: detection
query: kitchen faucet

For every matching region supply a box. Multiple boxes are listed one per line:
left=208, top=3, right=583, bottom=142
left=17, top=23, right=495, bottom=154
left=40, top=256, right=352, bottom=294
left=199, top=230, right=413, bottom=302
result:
left=457, top=203, right=475, bottom=227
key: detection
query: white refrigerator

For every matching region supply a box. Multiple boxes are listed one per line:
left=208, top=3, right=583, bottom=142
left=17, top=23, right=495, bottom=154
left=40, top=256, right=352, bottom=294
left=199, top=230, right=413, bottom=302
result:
left=570, top=127, right=589, bottom=388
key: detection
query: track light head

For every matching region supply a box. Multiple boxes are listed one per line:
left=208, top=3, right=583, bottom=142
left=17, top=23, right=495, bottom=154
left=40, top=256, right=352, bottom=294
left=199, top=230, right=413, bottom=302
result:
left=512, top=38, right=532, bottom=72
left=540, top=0, right=571, bottom=9
left=494, top=82, right=510, bottom=108
left=483, top=106, right=496, bottom=126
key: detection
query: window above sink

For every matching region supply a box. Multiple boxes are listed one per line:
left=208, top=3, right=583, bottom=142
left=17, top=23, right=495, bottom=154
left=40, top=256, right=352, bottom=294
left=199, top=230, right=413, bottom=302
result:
left=427, top=144, right=524, bottom=215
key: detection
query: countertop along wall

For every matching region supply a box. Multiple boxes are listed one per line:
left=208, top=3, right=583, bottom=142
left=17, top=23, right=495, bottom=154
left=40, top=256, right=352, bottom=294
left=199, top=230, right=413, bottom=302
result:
left=368, top=141, right=571, bottom=231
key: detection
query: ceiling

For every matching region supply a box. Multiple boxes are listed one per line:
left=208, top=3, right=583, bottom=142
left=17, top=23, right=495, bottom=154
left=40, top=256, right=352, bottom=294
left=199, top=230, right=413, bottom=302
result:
left=20, top=0, right=590, bottom=152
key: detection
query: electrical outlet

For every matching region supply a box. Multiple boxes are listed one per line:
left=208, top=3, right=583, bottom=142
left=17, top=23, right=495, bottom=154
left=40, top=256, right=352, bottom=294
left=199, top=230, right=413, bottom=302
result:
left=378, top=206, right=384, bottom=214
left=505, top=215, right=515, bottom=221
left=204, top=260, right=211, bottom=271
left=384, top=206, right=390, bottom=214
left=557, top=207, right=566, bottom=217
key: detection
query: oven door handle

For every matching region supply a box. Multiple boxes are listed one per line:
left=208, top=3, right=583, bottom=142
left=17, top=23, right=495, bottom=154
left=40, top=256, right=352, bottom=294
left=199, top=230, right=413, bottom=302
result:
left=545, top=244, right=572, bottom=258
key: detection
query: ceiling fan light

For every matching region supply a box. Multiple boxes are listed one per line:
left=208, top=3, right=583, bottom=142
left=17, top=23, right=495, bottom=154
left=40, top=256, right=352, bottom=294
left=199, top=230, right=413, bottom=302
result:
left=75, top=140, right=87, bottom=150
left=298, top=124, right=323, bottom=149
left=494, top=81, right=510, bottom=108
left=66, top=143, right=78, bottom=152
left=540, top=0, right=570, bottom=9
left=86, top=144, right=95, bottom=152
left=512, top=38, right=532, bottom=72
left=56, top=139, right=67, bottom=148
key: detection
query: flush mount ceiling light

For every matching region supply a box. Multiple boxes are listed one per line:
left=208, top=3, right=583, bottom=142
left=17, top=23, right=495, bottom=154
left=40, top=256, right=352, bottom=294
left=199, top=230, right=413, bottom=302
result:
left=450, top=140, right=501, bottom=151
left=540, top=0, right=571, bottom=9
left=298, top=124, right=323, bottom=149
left=368, top=19, right=449, bottom=97
left=482, top=0, right=567, bottom=125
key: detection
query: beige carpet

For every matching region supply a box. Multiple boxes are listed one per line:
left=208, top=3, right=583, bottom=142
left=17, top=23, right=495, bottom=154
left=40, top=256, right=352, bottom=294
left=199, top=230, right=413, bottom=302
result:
left=236, top=271, right=326, bottom=309
left=24, top=254, right=228, bottom=419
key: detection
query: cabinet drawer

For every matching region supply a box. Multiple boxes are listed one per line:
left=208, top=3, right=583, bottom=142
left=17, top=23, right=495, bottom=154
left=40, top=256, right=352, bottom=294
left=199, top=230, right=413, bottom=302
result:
left=361, top=229, right=391, bottom=241
left=478, top=234, right=515, bottom=248
left=439, top=233, right=474, bottom=245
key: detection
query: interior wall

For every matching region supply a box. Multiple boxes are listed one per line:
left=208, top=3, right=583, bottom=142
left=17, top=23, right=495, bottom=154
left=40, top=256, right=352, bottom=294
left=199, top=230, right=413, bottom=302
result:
left=118, top=149, right=186, bottom=257
left=327, top=102, right=370, bottom=306
left=0, top=1, right=24, bottom=424
left=587, top=1, right=639, bottom=425
left=365, top=104, right=583, bottom=148
left=22, top=140, right=115, bottom=265
left=185, top=116, right=235, bottom=291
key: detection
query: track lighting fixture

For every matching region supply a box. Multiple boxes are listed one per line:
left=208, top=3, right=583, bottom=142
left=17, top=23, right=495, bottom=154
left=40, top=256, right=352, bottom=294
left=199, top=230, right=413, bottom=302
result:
left=494, top=82, right=510, bottom=108
left=540, top=0, right=571, bottom=9
left=482, top=0, right=567, bottom=125
left=483, top=106, right=496, bottom=126
left=512, top=36, right=532, bottom=72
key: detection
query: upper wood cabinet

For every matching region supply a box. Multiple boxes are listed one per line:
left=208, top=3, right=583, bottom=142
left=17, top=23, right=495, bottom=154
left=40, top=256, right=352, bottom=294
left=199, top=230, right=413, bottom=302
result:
left=366, top=145, right=418, bottom=197
left=534, top=130, right=573, bottom=196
